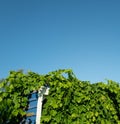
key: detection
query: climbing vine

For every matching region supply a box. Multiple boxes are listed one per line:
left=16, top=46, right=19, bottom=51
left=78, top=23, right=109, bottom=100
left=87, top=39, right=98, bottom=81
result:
left=0, top=69, right=120, bottom=123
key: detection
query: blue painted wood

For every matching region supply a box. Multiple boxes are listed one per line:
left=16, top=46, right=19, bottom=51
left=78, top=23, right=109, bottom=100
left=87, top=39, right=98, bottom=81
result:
left=23, top=91, right=38, bottom=124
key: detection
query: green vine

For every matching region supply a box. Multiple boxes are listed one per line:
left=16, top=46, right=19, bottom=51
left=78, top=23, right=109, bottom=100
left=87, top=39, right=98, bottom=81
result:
left=0, top=69, right=120, bottom=124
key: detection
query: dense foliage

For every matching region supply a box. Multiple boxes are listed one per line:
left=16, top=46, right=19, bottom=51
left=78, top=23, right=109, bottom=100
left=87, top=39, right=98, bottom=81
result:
left=0, top=69, right=120, bottom=123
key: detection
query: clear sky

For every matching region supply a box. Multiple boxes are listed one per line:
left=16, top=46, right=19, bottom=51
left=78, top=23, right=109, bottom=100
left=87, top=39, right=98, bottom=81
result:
left=0, top=0, right=120, bottom=83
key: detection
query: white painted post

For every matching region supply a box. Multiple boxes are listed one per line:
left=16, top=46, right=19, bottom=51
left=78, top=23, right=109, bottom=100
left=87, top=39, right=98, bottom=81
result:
left=36, top=86, right=50, bottom=124
left=36, top=93, right=43, bottom=124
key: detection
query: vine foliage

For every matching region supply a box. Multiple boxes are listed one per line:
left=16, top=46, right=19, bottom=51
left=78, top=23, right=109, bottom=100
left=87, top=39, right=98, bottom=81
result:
left=0, top=69, right=120, bottom=123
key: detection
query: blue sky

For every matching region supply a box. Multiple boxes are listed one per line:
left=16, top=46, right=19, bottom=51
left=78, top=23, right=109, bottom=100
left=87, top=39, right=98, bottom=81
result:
left=0, top=0, right=120, bottom=83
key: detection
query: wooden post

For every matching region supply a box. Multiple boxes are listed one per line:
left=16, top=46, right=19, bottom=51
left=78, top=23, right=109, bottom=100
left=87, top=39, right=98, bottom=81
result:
left=36, top=86, right=50, bottom=124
